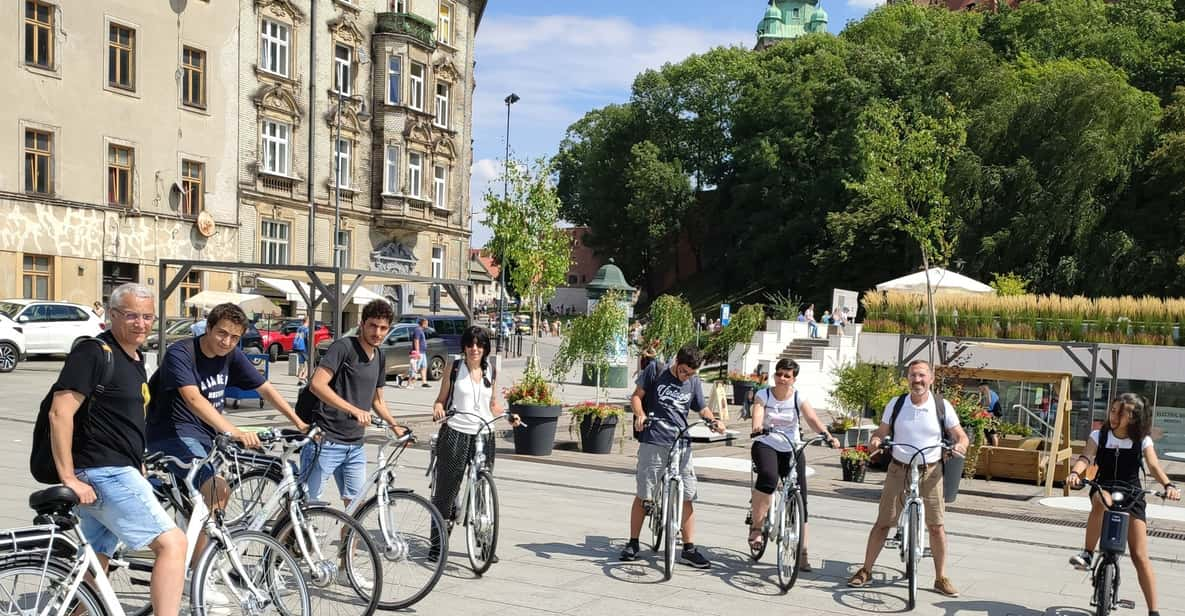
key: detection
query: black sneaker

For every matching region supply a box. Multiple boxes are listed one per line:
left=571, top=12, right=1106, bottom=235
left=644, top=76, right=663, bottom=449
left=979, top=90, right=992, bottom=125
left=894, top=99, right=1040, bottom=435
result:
left=681, top=547, right=711, bottom=569
left=620, top=542, right=640, bottom=562
left=1070, top=550, right=1093, bottom=570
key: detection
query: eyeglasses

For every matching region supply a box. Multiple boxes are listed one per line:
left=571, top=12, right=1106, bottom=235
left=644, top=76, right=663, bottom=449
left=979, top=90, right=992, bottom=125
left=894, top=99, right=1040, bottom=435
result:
left=463, top=341, right=483, bottom=349
left=112, top=308, right=157, bottom=324
left=774, top=371, right=795, bottom=379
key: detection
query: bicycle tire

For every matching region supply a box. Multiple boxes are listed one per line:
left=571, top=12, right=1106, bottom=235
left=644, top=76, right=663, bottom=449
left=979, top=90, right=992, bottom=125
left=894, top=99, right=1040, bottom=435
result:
left=776, top=490, right=804, bottom=593
left=191, top=529, right=310, bottom=616
left=353, top=489, right=447, bottom=609
left=225, top=465, right=284, bottom=528
left=465, top=470, right=500, bottom=576
left=1095, top=560, right=1115, bottom=616
left=649, top=493, right=665, bottom=552
left=0, top=554, right=108, bottom=616
left=662, top=480, right=680, bottom=581
left=906, top=502, right=920, bottom=610
left=272, top=505, right=383, bottom=616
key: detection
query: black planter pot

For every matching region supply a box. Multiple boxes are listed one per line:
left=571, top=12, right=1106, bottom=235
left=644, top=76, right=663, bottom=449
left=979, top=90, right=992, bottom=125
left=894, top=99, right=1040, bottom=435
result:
left=841, top=459, right=867, bottom=482
left=578, top=414, right=620, bottom=454
left=731, top=381, right=755, bottom=404
left=510, top=403, right=563, bottom=456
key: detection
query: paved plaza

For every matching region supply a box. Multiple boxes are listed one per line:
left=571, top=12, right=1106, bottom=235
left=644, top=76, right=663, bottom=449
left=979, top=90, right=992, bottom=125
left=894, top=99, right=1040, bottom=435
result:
left=1, top=346, right=1184, bottom=614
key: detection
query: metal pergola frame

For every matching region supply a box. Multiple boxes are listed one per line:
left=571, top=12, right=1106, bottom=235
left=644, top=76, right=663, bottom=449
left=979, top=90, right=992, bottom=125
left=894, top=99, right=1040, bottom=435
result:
left=157, top=259, right=474, bottom=365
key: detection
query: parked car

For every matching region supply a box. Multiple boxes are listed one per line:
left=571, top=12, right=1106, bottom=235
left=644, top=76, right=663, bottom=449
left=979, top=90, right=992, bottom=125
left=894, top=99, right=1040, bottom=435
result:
left=316, top=323, right=449, bottom=380
left=398, top=315, right=468, bottom=354
left=514, top=314, right=532, bottom=335
left=259, top=319, right=332, bottom=361
left=146, top=318, right=196, bottom=351
left=0, top=299, right=105, bottom=356
left=240, top=322, right=264, bottom=357
left=0, top=313, right=27, bottom=373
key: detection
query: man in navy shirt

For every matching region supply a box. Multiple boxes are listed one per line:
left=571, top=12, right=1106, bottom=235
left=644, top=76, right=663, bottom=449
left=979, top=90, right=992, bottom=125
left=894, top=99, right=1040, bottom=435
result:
left=148, top=303, right=306, bottom=555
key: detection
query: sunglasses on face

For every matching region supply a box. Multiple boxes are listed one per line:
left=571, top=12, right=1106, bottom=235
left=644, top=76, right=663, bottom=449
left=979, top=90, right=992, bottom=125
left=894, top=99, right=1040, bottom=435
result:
left=775, top=371, right=794, bottom=379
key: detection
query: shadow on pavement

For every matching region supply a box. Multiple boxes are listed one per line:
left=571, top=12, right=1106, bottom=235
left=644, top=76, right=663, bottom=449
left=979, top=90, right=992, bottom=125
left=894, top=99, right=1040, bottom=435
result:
left=832, top=587, right=909, bottom=612
left=516, top=535, right=669, bottom=586
left=933, top=600, right=1087, bottom=616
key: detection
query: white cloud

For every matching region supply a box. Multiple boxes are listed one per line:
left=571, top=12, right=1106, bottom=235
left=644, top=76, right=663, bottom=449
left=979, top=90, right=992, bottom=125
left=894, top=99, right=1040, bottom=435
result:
left=467, top=158, right=501, bottom=248
left=845, top=0, right=885, bottom=9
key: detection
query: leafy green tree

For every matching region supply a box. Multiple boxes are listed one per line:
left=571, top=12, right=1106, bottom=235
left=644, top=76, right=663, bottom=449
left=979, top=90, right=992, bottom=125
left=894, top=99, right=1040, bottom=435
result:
left=990, top=272, right=1030, bottom=296
left=643, top=294, right=696, bottom=361
left=551, top=290, right=628, bottom=403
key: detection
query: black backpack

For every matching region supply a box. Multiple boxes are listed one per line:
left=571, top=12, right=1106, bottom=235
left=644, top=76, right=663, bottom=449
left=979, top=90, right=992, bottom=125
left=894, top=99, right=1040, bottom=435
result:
left=30, top=338, right=115, bottom=484
left=294, top=338, right=386, bottom=422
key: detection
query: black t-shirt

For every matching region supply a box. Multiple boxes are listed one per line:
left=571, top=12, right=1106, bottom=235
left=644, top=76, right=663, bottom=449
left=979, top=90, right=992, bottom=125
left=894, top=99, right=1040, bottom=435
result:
left=314, top=337, right=385, bottom=444
left=53, top=331, right=149, bottom=470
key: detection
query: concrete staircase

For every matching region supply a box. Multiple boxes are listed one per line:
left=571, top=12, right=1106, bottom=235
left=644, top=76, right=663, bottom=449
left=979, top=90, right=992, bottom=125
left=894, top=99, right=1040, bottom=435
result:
left=779, top=337, right=831, bottom=360
left=726, top=321, right=863, bottom=411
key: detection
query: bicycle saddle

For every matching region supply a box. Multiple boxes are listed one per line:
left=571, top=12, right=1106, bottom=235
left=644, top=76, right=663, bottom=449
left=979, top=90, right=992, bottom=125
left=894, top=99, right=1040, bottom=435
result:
left=29, top=486, right=79, bottom=515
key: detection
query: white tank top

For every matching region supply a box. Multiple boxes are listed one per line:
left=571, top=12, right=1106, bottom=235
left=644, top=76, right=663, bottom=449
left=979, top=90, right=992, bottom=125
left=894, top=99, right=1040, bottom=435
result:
left=755, top=388, right=802, bottom=452
left=447, top=361, right=494, bottom=436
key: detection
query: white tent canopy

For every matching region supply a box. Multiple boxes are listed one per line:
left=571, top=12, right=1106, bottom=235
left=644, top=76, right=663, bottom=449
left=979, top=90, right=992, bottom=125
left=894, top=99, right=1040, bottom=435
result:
left=875, top=268, right=993, bottom=295
left=256, top=277, right=384, bottom=308
left=184, top=291, right=281, bottom=316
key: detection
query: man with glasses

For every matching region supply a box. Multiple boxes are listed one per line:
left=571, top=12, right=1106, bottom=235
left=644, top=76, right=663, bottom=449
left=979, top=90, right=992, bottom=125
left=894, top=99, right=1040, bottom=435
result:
left=620, top=343, right=724, bottom=568
left=47, top=283, right=187, bottom=616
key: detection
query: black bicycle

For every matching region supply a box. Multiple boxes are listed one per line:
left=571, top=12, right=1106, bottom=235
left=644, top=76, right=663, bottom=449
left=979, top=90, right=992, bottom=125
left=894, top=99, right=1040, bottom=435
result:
left=1076, top=478, right=1165, bottom=616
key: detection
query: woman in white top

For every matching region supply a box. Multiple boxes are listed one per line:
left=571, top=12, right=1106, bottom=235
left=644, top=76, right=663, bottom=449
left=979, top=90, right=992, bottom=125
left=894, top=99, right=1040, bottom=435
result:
left=430, top=326, right=520, bottom=524
left=748, top=358, right=840, bottom=570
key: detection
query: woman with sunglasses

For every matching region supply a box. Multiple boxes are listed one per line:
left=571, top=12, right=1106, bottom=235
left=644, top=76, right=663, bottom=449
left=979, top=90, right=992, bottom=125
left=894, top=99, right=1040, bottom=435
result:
left=748, top=358, right=840, bottom=571
left=430, top=327, right=520, bottom=531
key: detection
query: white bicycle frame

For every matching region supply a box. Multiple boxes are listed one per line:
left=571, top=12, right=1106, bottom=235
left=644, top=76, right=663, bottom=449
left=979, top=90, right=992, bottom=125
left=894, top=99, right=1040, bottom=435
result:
left=759, top=429, right=803, bottom=545
left=887, top=442, right=946, bottom=566
left=344, top=421, right=415, bottom=551
left=428, top=414, right=499, bottom=531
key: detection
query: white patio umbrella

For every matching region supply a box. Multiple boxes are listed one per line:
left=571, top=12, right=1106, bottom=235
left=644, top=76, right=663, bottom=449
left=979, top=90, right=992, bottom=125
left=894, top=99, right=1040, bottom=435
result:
left=184, top=291, right=282, bottom=316
left=875, top=268, right=993, bottom=295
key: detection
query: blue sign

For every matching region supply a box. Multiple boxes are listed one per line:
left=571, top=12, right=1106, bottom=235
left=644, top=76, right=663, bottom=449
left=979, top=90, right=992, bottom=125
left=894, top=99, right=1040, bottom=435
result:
left=721, top=303, right=731, bottom=327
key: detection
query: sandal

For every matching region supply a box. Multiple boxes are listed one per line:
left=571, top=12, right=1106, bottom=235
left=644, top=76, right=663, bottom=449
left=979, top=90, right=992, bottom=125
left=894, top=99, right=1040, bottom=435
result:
left=799, top=550, right=812, bottom=572
left=748, top=527, right=764, bottom=551
left=847, top=567, right=872, bottom=587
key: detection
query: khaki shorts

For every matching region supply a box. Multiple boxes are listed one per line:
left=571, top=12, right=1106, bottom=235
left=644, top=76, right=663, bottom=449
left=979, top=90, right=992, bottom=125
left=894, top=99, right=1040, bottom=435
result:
left=635, top=442, right=697, bottom=502
left=876, top=460, right=944, bottom=527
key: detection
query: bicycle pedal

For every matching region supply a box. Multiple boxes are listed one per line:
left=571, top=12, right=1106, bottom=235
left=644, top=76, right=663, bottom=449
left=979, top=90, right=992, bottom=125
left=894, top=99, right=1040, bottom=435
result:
left=1117, top=599, right=1135, bottom=609
left=744, top=513, right=752, bottom=526
left=923, top=547, right=932, bottom=558
left=884, top=538, right=900, bottom=549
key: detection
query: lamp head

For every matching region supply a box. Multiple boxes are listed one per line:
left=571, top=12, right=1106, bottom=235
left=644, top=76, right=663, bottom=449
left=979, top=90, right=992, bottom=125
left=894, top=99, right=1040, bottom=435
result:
left=505, top=93, right=520, bottom=105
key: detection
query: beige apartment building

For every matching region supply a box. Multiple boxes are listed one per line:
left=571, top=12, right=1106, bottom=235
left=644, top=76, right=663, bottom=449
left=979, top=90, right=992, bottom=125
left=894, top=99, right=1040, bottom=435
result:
left=239, top=0, right=484, bottom=321
left=0, top=0, right=239, bottom=314
left=1, top=0, right=484, bottom=321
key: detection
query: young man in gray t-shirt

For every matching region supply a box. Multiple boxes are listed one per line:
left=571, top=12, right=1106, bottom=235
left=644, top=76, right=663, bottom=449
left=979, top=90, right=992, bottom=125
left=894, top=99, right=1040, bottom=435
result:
left=303, top=299, right=405, bottom=506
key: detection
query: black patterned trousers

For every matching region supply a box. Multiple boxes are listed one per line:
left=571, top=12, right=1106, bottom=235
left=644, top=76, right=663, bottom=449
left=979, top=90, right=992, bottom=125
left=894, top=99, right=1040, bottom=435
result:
left=431, top=423, right=496, bottom=521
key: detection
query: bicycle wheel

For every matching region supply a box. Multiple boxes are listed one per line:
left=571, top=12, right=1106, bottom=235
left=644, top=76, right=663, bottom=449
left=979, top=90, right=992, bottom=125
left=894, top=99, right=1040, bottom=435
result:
left=353, top=489, right=447, bottom=609
left=225, top=465, right=283, bottom=528
left=776, top=490, right=804, bottom=593
left=0, top=555, right=108, bottom=616
left=662, top=480, right=680, bottom=581
left=649, top=493, right=664, bottom=552
left=272, top=505, right=383, bottom=616
left=906, top=502, right=920, bottom=610
left=1094, top=561, right=1115, bottom=616
left=465, top=470, right=499, bottom=576
left=191, top=529, right=309, bottom=616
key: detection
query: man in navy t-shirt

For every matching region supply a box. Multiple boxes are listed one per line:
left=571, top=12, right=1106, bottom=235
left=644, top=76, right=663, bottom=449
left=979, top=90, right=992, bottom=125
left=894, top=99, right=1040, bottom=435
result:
left=147, top=303, right=307, bottom=518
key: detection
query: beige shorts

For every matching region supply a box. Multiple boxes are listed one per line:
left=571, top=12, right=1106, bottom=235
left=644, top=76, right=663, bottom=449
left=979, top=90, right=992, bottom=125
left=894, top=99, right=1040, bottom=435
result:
left=876, top=460, right=945, bottom=527
left=635, top=442, right=697, bottom=502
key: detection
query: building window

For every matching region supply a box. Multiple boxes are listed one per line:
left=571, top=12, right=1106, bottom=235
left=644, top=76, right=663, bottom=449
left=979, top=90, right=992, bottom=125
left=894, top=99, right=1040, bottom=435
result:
left=261, top=120, right=290, bottom=175
left=181, top=160, right=203, bottom=216
left=24, top=129, right=52, bottom=195
left=392, top=0, right=406, bottom=12
left=182, top=46, right=206, bottom=108
left=386, top=56, right=401, bottom=104
left=384, top=145, right=400, bottom=194
left=108, top=23, right=135, bottom=91
left=335, top=230, right=350, bottom=269
left=407, top=152, right=422, bottom=198
left=434, top=82, right=449, bottom=128
left=334, top=138, right=351, bottom=188
left=433, top=165, right=447, bottom=208
left=409, top=62, right=424, bottom=110
left=22, top=254, right=52, bottom=300
left=438, top=2, right=452, bottom=45
left=179, top=270, right=201, bottom=315
left=260, top=219, right=289, bottom=265
left=792, top=8, right=800, bottom=18
left=334, top=43, right=352, bottom=95
left=107, top=144, right=134, bottom=207
left=25, top=1, right=54, bottom=69
left=431, top=245, right=444, bottom=279
left=260, top=19, right=290, bottom=77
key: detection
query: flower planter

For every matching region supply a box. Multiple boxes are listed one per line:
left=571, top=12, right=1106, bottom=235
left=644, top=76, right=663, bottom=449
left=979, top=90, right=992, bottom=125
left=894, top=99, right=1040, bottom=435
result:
left=510, top=403, right=563, bottom=456
left=578, top=414, right=619, bottom=454
left=731, top=381, right=756, bottom=405
left=841, top=459, right=867, bottom=482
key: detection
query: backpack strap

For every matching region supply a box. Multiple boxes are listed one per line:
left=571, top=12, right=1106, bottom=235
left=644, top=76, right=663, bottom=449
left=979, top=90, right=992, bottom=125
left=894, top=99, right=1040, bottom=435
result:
left=77, top=337, right=115, bottom=396
left=888, top=394, right=908, bottom=440
left=443, top=359, right=462, bottom=411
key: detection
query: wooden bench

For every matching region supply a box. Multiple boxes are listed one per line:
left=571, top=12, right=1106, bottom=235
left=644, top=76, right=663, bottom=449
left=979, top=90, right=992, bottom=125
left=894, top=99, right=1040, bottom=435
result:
left=977, top=438, right=1073, bottom=485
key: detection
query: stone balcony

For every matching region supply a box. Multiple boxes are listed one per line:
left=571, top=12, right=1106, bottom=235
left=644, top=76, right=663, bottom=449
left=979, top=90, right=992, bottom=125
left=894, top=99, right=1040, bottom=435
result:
left=375, top=12, right=435, bottom=49
left=373, top=193, right=458, bottom=232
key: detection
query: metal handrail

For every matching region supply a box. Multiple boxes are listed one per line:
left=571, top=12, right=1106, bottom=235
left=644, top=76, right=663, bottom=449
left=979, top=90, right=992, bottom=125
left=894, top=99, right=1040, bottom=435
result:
left=1012, top=403, right=1054, bottom=437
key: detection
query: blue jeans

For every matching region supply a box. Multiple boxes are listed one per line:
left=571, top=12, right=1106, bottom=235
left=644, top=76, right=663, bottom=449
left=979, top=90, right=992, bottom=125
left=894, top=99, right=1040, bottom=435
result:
left=75, top=466, right=177, bottom=556
left=301, top=441, right=366, bottom=501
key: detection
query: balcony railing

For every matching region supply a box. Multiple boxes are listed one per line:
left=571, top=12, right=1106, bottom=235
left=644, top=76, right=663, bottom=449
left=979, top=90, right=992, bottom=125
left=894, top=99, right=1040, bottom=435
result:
left=376, top=12, right=435, bottom=48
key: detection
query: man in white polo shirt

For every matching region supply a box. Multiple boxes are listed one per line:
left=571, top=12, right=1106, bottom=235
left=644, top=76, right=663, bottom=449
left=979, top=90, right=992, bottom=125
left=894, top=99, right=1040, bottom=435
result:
left=847, top=359, right=969, bottom=597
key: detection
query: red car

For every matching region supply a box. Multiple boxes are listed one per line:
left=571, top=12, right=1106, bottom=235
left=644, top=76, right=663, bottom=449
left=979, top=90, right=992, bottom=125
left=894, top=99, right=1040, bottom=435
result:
left=259, top=319, right=332, bottom=361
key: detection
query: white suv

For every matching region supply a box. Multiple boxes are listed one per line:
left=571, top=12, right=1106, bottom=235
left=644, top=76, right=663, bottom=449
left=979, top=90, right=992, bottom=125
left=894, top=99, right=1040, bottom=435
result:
left=0, top=300, right=105, bottom=356
left=0, top=313, right=25, bottom=372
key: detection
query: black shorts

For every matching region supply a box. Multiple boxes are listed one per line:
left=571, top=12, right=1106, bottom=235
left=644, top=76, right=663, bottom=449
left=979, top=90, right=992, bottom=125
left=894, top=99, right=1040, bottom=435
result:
left=751, top=441, right=808, bottom=520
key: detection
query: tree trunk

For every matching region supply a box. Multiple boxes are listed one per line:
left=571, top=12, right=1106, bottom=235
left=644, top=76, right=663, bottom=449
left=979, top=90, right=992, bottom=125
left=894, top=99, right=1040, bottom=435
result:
left=921, top=250, right=937, bottom=367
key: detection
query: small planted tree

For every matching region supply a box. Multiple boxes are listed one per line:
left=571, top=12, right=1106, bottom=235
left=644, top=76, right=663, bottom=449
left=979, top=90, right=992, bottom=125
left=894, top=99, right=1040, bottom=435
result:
left=703, top=303, right=765, bottom=377
left=643, top=294, right=695, bottom=362
left=551, top=290, right=628, bottom=404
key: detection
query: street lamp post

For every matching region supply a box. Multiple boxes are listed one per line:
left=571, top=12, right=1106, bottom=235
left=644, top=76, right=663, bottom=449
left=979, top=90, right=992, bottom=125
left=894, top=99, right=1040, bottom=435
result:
left=499, top=92, right=519, bottom=354
left=331, top=49, right=369, bottom=339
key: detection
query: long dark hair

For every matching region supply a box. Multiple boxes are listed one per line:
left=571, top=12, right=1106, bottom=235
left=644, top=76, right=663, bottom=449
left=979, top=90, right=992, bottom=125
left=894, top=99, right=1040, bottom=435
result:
left=1112, top=393, right=1149, bottom=442
left=461, top=326, right=492, bottom=387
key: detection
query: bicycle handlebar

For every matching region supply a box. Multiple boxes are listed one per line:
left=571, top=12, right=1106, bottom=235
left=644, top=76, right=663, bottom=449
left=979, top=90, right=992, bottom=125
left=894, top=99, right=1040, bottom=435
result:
left=879, top=439, right=956, bottom=466
left=751, top=428, right=836, bottom=449
left=370, top=417, right=416, bottom=445
left=1076, top=477, right=1166, bottom=506
left=444, top=410, right=528, bottom=431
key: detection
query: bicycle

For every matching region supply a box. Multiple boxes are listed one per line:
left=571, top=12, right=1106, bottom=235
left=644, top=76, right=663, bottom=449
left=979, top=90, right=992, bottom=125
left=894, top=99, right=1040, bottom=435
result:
left=236, top=426, right=384, bottom=616
left=876, top=439, right=953, bottom=610
left=745, top=429, right=832, bottom=592
left=426, top=411, right=519, bottom=576
left=0, top=435, right=310, bottom=616
left=1076, top=478, right=1166, bottom=616
left=346, top=418, right=446, bottom=609
left=640, top=416, right=714, bottom=582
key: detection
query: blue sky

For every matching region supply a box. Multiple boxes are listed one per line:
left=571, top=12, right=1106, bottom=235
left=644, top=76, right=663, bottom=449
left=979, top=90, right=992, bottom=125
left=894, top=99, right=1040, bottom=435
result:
left=466, top=0, right=882, bottom=247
